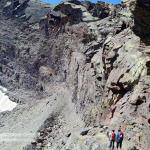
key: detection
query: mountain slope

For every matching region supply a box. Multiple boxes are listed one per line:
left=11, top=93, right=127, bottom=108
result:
left=0, top=0, right=150, bottom=149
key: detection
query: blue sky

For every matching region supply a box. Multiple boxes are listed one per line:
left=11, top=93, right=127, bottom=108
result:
left=40, top=0, right=121, bottom=5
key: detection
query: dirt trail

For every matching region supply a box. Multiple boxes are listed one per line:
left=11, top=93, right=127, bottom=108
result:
left=0, top=83, right=139, bottom=150
left=0, top=83, right=84, bottom=150
left=60, top=131, right=139, bottom=150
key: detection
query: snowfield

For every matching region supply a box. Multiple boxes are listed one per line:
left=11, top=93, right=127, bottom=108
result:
left=0, top=86, right=17, bottom=112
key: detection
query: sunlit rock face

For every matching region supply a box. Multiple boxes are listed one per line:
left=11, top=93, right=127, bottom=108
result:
left=0, top=0, right=150, bottom=149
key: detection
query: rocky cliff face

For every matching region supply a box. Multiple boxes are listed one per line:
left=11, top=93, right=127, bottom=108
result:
left=0, top=0, right=150, bottom=149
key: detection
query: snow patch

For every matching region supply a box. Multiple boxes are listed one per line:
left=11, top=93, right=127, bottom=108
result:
left=0, top=86, right=17, bottom=113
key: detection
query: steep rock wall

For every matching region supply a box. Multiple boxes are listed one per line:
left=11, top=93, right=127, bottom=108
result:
left=0, top=0, right=150, bottom=149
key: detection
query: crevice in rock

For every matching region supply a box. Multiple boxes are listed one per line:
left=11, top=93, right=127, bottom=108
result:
left=102, top=56, right=107, bottom=80
left=100, top=29, right=110, bottom=38
left=112, top=84, right=130, bottom=94
left=138, top=41, right=146, bottom=52
left=109, top=82, right=131, bottom=106
left=97, top=77, right=102, bottom=81
left=131, top=96, right=145, bottom=106
left=86, top=51, right=97, bottom=63
left=114, top=94, right=125, bottom=105
left=136, top=99, right=143, bottom=106
left=82, top=34, right=93, bottom=44
left=115, top=22, right=127, bottom=35
left=0, top=65, right=2, bottom=72
left=15, top=73, right=20, bottom=82
left=91, top=63, right=94, bottom=68
left=111, top=106, right=116, bottom=118
left=146, top=61, right=150, bottom=75
left=110, top=53, right=119, bottom=70
left=102, top=46, right=120, bottom=81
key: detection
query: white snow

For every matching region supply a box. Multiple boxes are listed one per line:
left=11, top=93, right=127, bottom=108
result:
left=0, top=86, right=17, bottom=113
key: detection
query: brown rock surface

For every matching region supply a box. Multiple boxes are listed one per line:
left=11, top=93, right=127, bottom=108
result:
left=0, top=0, right=150, bottom=149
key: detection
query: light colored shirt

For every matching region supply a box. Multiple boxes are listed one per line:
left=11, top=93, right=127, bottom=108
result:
left=109, top=132, right=115, bottom=140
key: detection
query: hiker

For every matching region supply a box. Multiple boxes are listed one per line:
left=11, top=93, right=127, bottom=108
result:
left=116, top=129, right=124, bottom=150
left=109, top=129, right=116, bottom=150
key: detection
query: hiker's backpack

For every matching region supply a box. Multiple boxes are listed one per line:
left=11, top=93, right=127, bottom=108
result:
left=112, top=132, right=115, bottom=140
left=119, top=132, right=123, bottom=141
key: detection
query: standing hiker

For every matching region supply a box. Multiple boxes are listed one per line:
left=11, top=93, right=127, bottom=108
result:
left=116, top=129, right=124, bottom=150
left=109, top=129, right=116, bottom=150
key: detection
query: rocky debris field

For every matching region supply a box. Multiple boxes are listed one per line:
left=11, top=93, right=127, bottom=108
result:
left=0, top=0, right=150, bottom=149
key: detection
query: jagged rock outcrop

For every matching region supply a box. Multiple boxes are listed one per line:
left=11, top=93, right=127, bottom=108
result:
left=0, top=0, right=150, bottom=149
